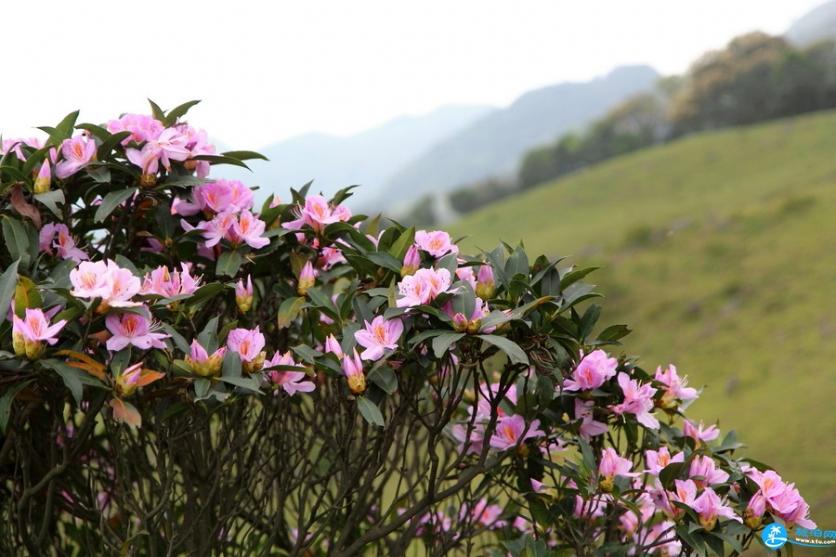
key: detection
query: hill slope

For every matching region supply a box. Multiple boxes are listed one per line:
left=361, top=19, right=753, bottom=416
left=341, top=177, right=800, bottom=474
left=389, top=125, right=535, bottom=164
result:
left=787, top=0, right=836, bottom=46
left=449, top=110, right=836, bottom=528
left=380, top=65, right=660, bottom=210
left=215, top=104, right=493, bottom=208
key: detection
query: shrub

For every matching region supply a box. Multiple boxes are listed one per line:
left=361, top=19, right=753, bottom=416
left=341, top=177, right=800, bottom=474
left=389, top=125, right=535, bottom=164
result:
left=0, top=103, right=814, bottom=555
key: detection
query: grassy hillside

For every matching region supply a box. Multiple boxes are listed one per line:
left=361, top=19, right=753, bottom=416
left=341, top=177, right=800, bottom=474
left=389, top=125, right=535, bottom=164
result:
left=449, top=109, right=836, bottom=532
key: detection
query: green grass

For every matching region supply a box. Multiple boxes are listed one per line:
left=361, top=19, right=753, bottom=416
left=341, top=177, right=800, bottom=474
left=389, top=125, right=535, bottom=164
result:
left=449, top=109, right=836, bottom=533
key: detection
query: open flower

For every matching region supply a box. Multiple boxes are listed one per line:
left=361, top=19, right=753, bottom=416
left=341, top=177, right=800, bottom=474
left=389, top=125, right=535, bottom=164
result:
left=644, top=447, right=684, bottom=476
left=227, top=327, right=266, bottom=373
left=655, top=364, right=698, bottom=408
left=354, top=316, right=403, bottom=361
left=283, top=194, right=351, bottom=232
left=114, top=362, right=165, bottom=398
left=140, top=264, right=201, bottom=298
left=683, top=419, right=720, bottom=444
left=598, top=447, right=638, bottom=490
left=12, top=308, right=67, bottom=359
left=692, top=488, right=740, bottom=531
left=231, top=210, right=270, bottom=249
left=610, top=372, right=659, bottom=429
left=688, top=455, right=729, bottom=488
left=107, top=113, right=164, bottom=144
left=396, top=267, right=451, bottom=308
left=265, top=352, right=316, bottom=396
left=105, top=310, right=169, bottom=352
left=488, top=414, right=544, bottom=452
left=414, top=230, right=457, bottom=258
left=39, top=223, right=88, bottom=263
left=185, top=340, right=225, bottom=377
left=55, top=135, right=96, bottom=179
left=563, top=350, right=618, bottom=391
left=575, top=399, right=608, bottom=439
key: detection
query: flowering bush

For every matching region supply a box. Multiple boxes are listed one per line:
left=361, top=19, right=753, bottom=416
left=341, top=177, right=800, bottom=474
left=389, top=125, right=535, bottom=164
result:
left=0, top=103, right=814, bottom=556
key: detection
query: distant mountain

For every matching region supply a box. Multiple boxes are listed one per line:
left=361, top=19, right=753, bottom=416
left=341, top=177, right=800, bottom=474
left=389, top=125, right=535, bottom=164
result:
left=214, top=105, right=493, bottom=209
left=378, top=65, right=660, bottom=211
left=786, top=0, right=836, bottom=46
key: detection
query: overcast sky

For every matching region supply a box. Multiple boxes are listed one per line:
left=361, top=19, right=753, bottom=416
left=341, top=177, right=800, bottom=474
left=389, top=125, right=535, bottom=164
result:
left=0, top=0, right=824, bottom=148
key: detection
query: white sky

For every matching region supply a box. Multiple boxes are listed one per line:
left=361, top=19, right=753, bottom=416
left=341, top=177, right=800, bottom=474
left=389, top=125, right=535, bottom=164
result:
left=0, top=0, right=824, bottom=148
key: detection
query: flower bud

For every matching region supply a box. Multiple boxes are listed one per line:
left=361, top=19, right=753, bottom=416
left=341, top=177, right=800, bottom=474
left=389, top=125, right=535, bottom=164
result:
left=243, top=351, right=266, bottom=375
left=475, top=264, right=495, bottom=299
left=324, top=334, right=343, bottom=359
left=139, top=173, right=157, bottom=188
left=235, top=276, right=254, bottom=313
left=401, top=245, right=420, bottom=277
left=297, top=261, right=317, bottom=296
left=34, top=161, right=51, bottom=194
left=342, top=349, right=366, bottom=395
left=451, top=312, right=468, bottom=332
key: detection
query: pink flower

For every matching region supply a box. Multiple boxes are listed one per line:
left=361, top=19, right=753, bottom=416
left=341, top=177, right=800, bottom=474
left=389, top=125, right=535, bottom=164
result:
left=747, top=469, right=815, bottom=528
left=489, top=414, right=544, bottom=451
left=396, top=267, right=452, bottom=308
left=670, top=479, right=698, bottom=511
left=443, top=296, right=491, bottom=333
left=114, top=362, right=165, bottom=398
left=1, top=137, right=43, bottom=160
left=692, top=488, right=740, bottom=530
left=461, top=498, right=504, bottom=528
left=226, top=327, right=266, bottom=363
left=401, top=245, right=421, bottom=276
left=324, top=334, right=343, bottom=358
left=472, top=382, right=517, bottom=422
left=451, top=423, right=485, bottom=455
left=69, top=260, right=110, bottom=299
left=235, top=275, right=254, bottom=313
left=102, top=261, right=142, bottom=308
left=575, top=399, right=608, bottom=439
left=610, top=372, right=659, bottom=429
left=414, top=230, right=457, bottom=258
left=283, top=195, right=351, bottom=232
left=140, top=264, right=201, bottom=298
left=318, top=246, right=346, bottom=270
left=39, top=223, right=88, bottom=263
left=105, top=310, right=169, bottom=352
left=455, top=265, right=476, bottom=288
left=185, top=340, right=225, bottom=377
left=688, top=455, right=729, bottom=488
left=683, top=420, right=720, bottom=444
left=342, top=349, right=366, bottom=395
left=598, top=447, right=638, bottom=481
left=55, top=136, right=96, bottom=179
left=265, top=352, right=315, bottom=396
left=645, top=447, right=684, bottom=475
left=297, top=261, right=317, bottom=295
left=475, top=264, right=495, bottom=299
left=644, top=520, right=682, bottom=556
left=231, top=210, right=269, bottom=249
left=195, top=181, right=233, bottom=213
left=126, top=143, right=160, bottom=176
left=12, top=308, right=67, bottom=359
left=194, top=211, right=237, bottom=247
left=563, top=350, right=618, bottom=391
left=655, top=364, right=698, bottom=407
left=34, top=160, right=51, bottom=193
left=354, top=316, right=404, bottom=361
left=106, top=113, right=164, bottom=144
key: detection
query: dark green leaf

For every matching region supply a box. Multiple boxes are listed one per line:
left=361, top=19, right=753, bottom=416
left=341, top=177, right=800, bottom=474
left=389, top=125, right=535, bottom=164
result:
left=357, top=396, right=384, bottom=427
left=432, top=332, right=465, bottom=358
left=0, top=379, right=33, bottom=433
left=94, top=188, right=138, bottom=223
left=215, top=250, right=243, bottom=277
left=477, top=334, right=529, bottom=365
left=277, top=296, right=306, bottom=329
left=0, top=260, right=20, bottom=324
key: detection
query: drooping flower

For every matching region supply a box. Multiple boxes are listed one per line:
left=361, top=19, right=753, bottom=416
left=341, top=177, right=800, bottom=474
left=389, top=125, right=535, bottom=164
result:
left=692, top=488, right=741, bottom=531
left=401, top=245, right=421, bottom=277
left=414, top=230, right=457, bottom=258
left=354, top=316, right=404, bottom=361
left=1, top=137, right=43, bottom=161
left=655, top=364, right=699, bottom=408
left=114, top=362, right=165, bottom=398
left=227, top=327, right=266, bottom=373
left=746, top=469, right=815, bottom=528
left=235, top=275, right=254, bottom=313
left=184, top=340, right=225, bottom=378
left=396, top=267, right=452, bottom=308
left=55, top=136, right=96, bottom=179
left=12, top=308, right=67, bottom=359
left=105, top=311, right=169, bottom=352
left=610, top=372, right=659, bottom=429
left=563, top=350, right=618, bottom=391
left=488, top=414, right=544, bottom=452
left=265, top=351, right=316, bottom=396
left=297, top=261, right=317, bottom=296
left=342, top=349, right=366, bottom=395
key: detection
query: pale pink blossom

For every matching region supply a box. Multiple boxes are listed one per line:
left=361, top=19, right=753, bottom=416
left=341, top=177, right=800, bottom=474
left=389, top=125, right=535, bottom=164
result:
left=69, top=260, right=111, bottom=299
left=12, top=308, right=66, bottom=358
left=102, top=260, right=142, bottom=307
left=401, top=245, right=421, bottom=276
left=105, top=311, right=169, bottom=351
left=747, top=469, right=815, bottom=528
left=185, top=340, right=225, bottom=377
left=599, top=447, right=638, bottom=480
left=297, top=261, right=317, bottom=295
left=688, top=455, right=729, bottom=487
left=226, top=327, right=266, bottom=363
left=563, top=350, right=618, bottom=391
left=693, top=488, right=740, bottom=530
left=396, top=267, right=452, bottom=308
left=575, top=399, right=608, bottom=438
left=39, top=223, right=88, bottom=262
left=475, top=264, right=495, bottom=299
left=324, top=334, right=343, bottom=358
left=283, top=195, right=351, bottom=232
left=455, top=265, right=476, bottom=288
left=461, top=498, right=504, bottom=527
left=106, top=113, right=164, bottom=144
left=414, top=230, right=457, bottom=258
left=1, top=137, right=43, bottom=160
left=645, top=447, right=684, bottom=475
left=342, top=349, right=366, bottom=395
left=231, top=210, right=269, bottom=249
left=610, top=372, right=659, bottom=429
left=265, top=351, right=316, bottom=396
left=683, top=420, right=720, bottom=443
left=234, top=275, right=254, bottom=312
left=450, top=423, right=485, bottom=455
left=140, top=264, right=201, bottom=298
left=354, top=316, right=404, bottom=361
left=55, top=136, right=96, bottom=179
left=489, top=414, right=544, bottom=451
left=318, top=246, right=346, bottom=269
left=655, top=364, right=698, bottom=407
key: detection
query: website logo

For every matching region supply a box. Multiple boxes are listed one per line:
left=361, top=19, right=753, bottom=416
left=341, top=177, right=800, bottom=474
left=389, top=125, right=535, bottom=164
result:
left=761, top=523, right=836, bottom=551
left=762, top=523, right=787, bottom=549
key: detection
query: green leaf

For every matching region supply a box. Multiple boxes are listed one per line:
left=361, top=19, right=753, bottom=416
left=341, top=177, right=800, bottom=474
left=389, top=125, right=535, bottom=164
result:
left=560, top=266, right=598, bottom=289
left=365, top=251, right=402, bottom=274
left=34, top=190, right=65, bottom=218
left=94, top=188, right=138, bottom=223
left=164, top=100, right=201, bottom=126
left=215, top=250, right=243, bottom=277
left=357, top=396, right=384, bottom=427
left=0, top=379, right=34, bottom=433
left=596, top=324, right=631, bottom=343
left=192, top=154, right=251, bottom=170
left=220, top=150, right=268, bottom=162
left=659, top=461, right=687, bottom=490
left=477, top=334, right=529, bottom=365
left=148, top=99, right=166, bottom=122
left=219, top=375, right=261, bottom=393
left=387, top=226, right=415, bottom=261
left=221, top=351, right=242, bottom=378
left=432, top=332, right=465, bottom=358
left=368, top=366, right=398, bottom=394
left=0, top=260, right=20, bottom=324
left=2, top=217, right=33, bottom=268
left=46, top=110, right=80, bottom=147
left=277, top=296, right=306, bottom=329
left=41, top=360, right=106, bottom=405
